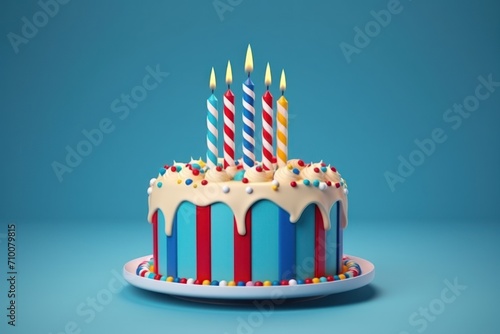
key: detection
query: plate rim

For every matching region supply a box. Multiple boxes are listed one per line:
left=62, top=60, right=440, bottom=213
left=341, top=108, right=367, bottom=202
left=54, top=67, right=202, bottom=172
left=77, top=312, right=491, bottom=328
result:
left=123, top=254, right=375, bottom=300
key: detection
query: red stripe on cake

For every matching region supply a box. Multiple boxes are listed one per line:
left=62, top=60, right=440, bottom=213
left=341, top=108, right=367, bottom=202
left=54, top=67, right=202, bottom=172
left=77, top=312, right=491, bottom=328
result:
left=234, top=210, right=252, bottom=282
left=196, top=206, right=212, bottom=281
left=152, top=211, right=158, bottom=274
left=314, top=205, right=326, bottom=278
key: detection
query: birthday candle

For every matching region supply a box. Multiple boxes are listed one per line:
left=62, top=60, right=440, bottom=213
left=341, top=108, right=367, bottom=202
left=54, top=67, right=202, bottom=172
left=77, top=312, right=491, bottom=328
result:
left=206, top=67, right=218, bottom=169
left=277, top=69, right=288, bottom=167
left=261, top=62, right=273, bottom=170
left=242, top=44, right=255, bottom=170
left=223, top=61, right=235, bottom=168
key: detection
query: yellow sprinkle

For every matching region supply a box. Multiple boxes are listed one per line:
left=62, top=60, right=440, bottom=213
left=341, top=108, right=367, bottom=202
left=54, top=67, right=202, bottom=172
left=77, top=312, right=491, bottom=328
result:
left=193, top=184, right=198, bottom=188
left=338, top=274, right=346, bottom=280
left=166, top=276, right=174, bottom=282
left=263, top=281, right=272, bottom=286
left=177, top=179, right=182, bottom=184
left=287, top=164, right=293, bottom=170
left=228, top=281, right=236, bottom=286
left=202, top=280, right=211, bottom=285
left=343, top=265, right=348, bottom=273
left=149, top=265, right=155, bottom=272
left=312, top=277, right=320, bottom=284
left=272, top=185, right=278, bottom=191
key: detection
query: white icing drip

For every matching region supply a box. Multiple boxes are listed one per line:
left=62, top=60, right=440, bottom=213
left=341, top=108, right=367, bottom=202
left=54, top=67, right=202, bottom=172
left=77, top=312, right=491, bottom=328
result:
left=147, top=180, right=348, bottom=236
left=244, top=166, right=273, bottom=182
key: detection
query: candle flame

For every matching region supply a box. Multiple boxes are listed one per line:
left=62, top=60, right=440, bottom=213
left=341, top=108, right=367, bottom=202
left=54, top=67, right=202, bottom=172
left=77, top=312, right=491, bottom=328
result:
left=264, top=62, right=271, bottom=87
left=226, top=60, right=233, bottom=85
left=209, top=67, right=216, bottom=90
left=280, top=69, right=286, bottom=92
left=245, top=44, right=254, bottom=73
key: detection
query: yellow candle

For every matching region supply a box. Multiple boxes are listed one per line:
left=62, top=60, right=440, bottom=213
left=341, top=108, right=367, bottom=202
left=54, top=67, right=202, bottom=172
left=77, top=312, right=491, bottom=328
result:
left=277, top=69, right=288, bottom=167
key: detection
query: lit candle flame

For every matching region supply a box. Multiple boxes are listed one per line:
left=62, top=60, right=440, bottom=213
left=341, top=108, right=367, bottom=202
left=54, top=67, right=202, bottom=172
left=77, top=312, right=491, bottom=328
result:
left=245, top=44, right=254, bottom=74
left=280, top=69, right=286, bottom=92
left=209, top=67, right=216, bottom=91
left=264, top=62, right=271, bottom=87
left=226, top=60, right=233, bottom=86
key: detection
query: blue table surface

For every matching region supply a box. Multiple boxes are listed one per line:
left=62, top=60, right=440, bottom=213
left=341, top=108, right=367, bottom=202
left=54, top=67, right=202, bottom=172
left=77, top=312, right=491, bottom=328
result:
left=1, top=219, right=497, bottom=334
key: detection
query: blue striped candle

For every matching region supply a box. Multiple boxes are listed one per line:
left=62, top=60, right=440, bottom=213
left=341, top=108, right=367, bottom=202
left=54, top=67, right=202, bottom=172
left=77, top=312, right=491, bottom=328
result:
left=242, top=45, right=255, bottom=169
left=207, top=67, right=218, bottom=169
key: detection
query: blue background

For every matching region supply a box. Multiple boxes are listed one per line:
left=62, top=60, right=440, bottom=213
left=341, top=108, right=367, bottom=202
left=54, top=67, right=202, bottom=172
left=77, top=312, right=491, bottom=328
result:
left=1, top=0, right=499, bottom=333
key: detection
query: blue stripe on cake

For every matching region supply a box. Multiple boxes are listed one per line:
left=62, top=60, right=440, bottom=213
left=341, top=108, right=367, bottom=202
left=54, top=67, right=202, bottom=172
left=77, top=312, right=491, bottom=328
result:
left=167, top=211, right=178, bottom=277
left=157, top=210, right=167, bottom=275
left=325, top=201, right=339, bottom=275
left=251, top=200, right=279, bottom=281
left=295, top=204, right=315, bottom=279
left=278, top=208, right=296, bottom=280
left=176, top=201, right=196, bottom=279
left=210, top=203, right=234, bottom=281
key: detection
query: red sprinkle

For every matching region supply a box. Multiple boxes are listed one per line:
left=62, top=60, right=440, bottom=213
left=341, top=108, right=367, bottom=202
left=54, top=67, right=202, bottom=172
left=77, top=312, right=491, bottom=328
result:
left=192, top=169, right=200, bottom=176
left=216, top=166, right=222, bottom=172
left=242, top=178, right=249, bottom=184
left=163, top=165, right=170, bottom=169
left=331, top=166, right=337, bottom=172
left=290, top=181, right=297, bottom=187
left=335, top=182, right=341, bottom=188
left=171, top=166, right=177, bottom=172
left=154, top=274, right=162, bottom=280
left=298, top=160, right=305, bottom=167
left=314, top=167, right=320, bottom=173
left=321, top=162, right=326, bottom=167
left=256, top=166, right=263, bottom=172
left=326, top=275, right=334, bottom=282
left=179, top=278, right=187, bottom=284
left=326, top=181, right=332, bottom=187
left=194, top=279, right=201, bottom=285
left=280, top=280, right=289, bottom=286
left=201, top=180, right=208, bottom=186
left=254, top=281, right=263, bottom=286
left=305, top=278, right=312, bottom=284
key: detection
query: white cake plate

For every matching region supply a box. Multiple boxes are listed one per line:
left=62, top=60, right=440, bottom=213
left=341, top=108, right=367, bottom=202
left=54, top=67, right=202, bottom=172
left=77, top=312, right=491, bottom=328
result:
left=123, top=254, right=374, bottom=300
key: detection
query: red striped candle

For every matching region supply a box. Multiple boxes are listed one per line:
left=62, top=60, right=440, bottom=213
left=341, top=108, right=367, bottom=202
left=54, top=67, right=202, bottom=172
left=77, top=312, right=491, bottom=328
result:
left=261, top=62, right=273, bottom=170
left=223, top=61, right=236, bottom=168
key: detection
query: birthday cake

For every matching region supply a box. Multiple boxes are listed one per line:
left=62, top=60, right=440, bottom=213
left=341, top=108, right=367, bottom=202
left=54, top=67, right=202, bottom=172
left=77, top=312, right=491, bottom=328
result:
left=136, top=46, right=361, bottom=287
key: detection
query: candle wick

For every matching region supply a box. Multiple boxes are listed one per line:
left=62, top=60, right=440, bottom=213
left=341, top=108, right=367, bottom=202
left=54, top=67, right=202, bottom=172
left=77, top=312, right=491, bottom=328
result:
left=247, top=72, right=250, bottom=78
left=228, top=84, right=230, bottom=89
left=212, top=89, right=214, bottom=94
left=281, top=91, right=284, bottom=96
left=266, top=85, right=269, bottom=90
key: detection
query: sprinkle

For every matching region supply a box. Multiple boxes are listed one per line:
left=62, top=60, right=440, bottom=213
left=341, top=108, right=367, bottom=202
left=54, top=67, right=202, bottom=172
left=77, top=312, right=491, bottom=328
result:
left=176, top=166, right=182, bottom=172
left=202, top=280, right=211, bottom=285
left=185, top=179, right=193, bottom=185
left=246, top=187, right=253, bottom=194
left=297, top=279, right=304, bottom=285
left=187, top=278, right=194, bottom=284
left=216, top=166, right=222, bottom=172
left=305, top=278, right=312, bottom=284
left=201, top=180, right=208, bottom=186
left=192, top=169, right=200, bottom=176
left=326, top=181, right=332, bottom=186
left=193, top=184, right=198, bottom=188
left=271, top=180, right=279, bottom=187
left=263, top=281, right=272, bottom=287
left=179, top=278, right=187, bottom=284
left=254, top=281, right=263, bottom=286
left=287, top=164, right=293, bottom=170
left=222, top=185, right=230, bottom=193
left=313, top=167, right=320, bottom=173
left=331, top=166, right=337, bottom=172
left=288, top=279, right=297, bottom=286
left=242, top=177, right=249, bottom=183
left=272, top=185, right=278, bottom=191
left=149, top=178, right=157, bottom=186
left=157, top=182, right=163, bottom=188
left=292, top=168, right=300, bottom=175
left=272, top=280, right=280, bottom=286
left=313, top=179, right=320, bottom=187
left=219, top=280, right=227, bottom=286
left=194, top=279, right=201, bottom=285
left=326, top=276, right=334, bottom=282
left=298, top=160, right=305, bottom=167
left=159, top=168, right=166, bottom=175
left=171, top=166, right=177, bottom=172
left=147, top=187, right=152, bottom=195
left=237, top=281, right=245, bottom=286
left=338, top=274, right=346, bottom=280
left=303, top=179, right=310, bottom=186
left=166, top=276, right=174, bottom=282
left=290, top=181, right=297, bottom=187
left=163, top=165, right=169, bottom=169
left=319, top=182, right=327, bottom=190
left=211, top=280, right=219, bottom=286
left=320, top=277, right=327, bottom=282
left=312, top=277, right=320, bottom=284
left=344, top=188, right=349, bottom=195
left=335, top=182, right=341, bottom=188
left=228, top=281, right=236, bottom=286
left=321, top=162, right=326, bottom=167
left=256, top=166, right=263, bottom=172
left=280, top=280, right=288, bottom=286
left=321, top=166, right=327, bottom=173
left=246, top=281, right=254, bottom=286
left=191, top=163, right=201, bottom=170
left=177, top=179, right=182, bottom=184
left=173, top=277, right=180, bottom=283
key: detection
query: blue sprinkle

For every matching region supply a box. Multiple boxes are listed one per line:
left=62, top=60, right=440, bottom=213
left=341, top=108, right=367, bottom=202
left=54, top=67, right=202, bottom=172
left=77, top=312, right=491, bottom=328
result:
left=233, top=170, right=245, bottom=181
left=313, top=179, right=320, bottom=187
left=297, top=279, right=305, bottom=285
left=272, top=280, right=280, bottom=286
left=303, top=179, right=310, bottom=186
left=185, top=179, right=193, bottom=185
left=345, top=272, right=352, bottom=278
left=320, top=277, right=327, bottom=282
left=200, top=169, right=205, bottom=174
left=157, top=182, right=163, bottom=188
left=160, top=276, right=167, bottom=281
left=211, top=280, right=219, bottom=286
left=175, top=165, right=183, bottom=172
left=237, top=281, right=246, bottom=286
left=148, top=273, right=156, bottom=279
left=191, top=163, right=201, bottom=170
left=159, top=168, right=166, bottom=175
left=173, top=277, right=180, bottom=283
left=321, top=166, right=327, bottom=173
left=292, top=168, right=300, bottom=175
left=334, top=275, right=340, bottom=281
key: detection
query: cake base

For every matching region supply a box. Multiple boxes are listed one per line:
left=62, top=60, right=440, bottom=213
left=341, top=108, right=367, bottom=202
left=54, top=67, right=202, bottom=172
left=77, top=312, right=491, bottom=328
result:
left=123, top=255, right=375, bottom=300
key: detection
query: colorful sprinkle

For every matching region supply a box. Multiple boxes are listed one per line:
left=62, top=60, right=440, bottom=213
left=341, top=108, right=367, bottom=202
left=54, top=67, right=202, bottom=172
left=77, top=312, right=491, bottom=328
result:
left=159, top=168, right=166, bottom=175
left=321, top=166, right=327, bottom=173
left=254, top=281, right=263, bottom=286
left=271, top=180, right=279, bottom=187
left=147, top=187, right=152, bottom=195
left=228, top=281, right=236, bottom=286
left=166, top=276, right=174, bottom=282
left=335, top=182, right=341, bottom=188
left=242, top=177, right=249, bottom=184
left=326, top=181, right=332, bottom=187
left=216, top=165, right=222, bottom=172
left=219, top=280, right=227, bottom=286
left=157, top=182, right=163, bottom=188
left=187, top=278, right=195, bottom=284
left=263, top=281, right=272, bottom=286
left=305, top=278, right=312, bottom=284
left=313, top=167, right=320, bottom=173
left=292, top=168, right=300, bottom=175
left=192, top=169, right=200, bottom=176
left=202, top=280, right=211, bottom=285
left=256, top=166, right=263, bottom=172
left=297, top=279, right=305, bottom=285
left=201, top=179, right=208, bottom=186
left=289, top=279, right=297, bottom=286
left=149, top=178, right=157, bottom=186
left=176, top=179, right=182, bottom=184
left=179, top=278, right=187, bottom=284
left=211, top=280, right=219, bottom=286
left=312, top=277, right=320, bottom=284
left=290, top=181, right=297, bottom=187
left=237, top=281, right=246, bottom=286
left=298, top=160, right=305, bottom=167
left=303, top=179, right=310, bottom=186
left=319, top=182, right=327, bottom=191
left=331, top=166, right=337, bottom=172
left=171, top=166, right=177, bottom=172
left=313, top=179, right=320, bottom=187
left=280, top=280, right=288, bottom=286
left=222, top=185, right=230, bottom=193
left=246, top=281, right=254, bottom=286
left=246, top=187, right=253, bottom=194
